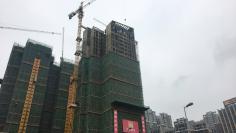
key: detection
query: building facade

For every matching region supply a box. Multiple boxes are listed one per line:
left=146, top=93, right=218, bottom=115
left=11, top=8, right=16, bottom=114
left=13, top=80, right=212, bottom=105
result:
left=159, top=113, right=173, bottom=129
left=0, top=39, right=73, bottom=133
left=144, top=109, right=174, bottom=133
left=174, top=118, right=211, bottom=133
left=51, top=60, right=74, bottom=133
left=76, top=21, right=147, bottom=133
left=218, top=97, right=236, bottom=133
left=174, top=118, right=189, bottom=133
left=0, top=43, right=24, bottom=131
left=157, top=113, right=174, bottom=133
left=203, top=111, right=220, bottom=133
left=213, top=123, right=224, bottom=133
left=145, top=109, right=158, bottom=133
left=192, top=120, right=210, bottom=133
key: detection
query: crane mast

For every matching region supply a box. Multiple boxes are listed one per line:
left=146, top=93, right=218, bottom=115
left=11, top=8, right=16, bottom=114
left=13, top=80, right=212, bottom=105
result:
left=65, top=0, right=95, bottom=132
left=18, top=58, right=40, bottom=133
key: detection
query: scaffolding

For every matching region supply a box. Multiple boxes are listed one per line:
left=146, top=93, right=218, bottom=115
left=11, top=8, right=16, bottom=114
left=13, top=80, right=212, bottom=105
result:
left=0, top=40, right=55, bottom=133
left=39, top=64, right=60, bottom=133
left=78, top=52, right=144, bottom=132
left=0, top=45, right=24, bottom=131
left=51, top=60, right=74, bottom=133
left=75, top=21, right=146, bottom=133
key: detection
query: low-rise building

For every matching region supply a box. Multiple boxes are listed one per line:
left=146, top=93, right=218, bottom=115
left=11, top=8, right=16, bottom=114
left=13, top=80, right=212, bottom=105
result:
left=192, top=120, right=210, bottom=133
left=145, top=108, right=159, bottom=133
left=158, top=113, right=174, bottom=133
left=203, top=111, right=219, bottom=130
left=174, top=118, right=211, bottom=133
left=174, top=118, right=189, bottom=133
left=145, top=109, right=174, bottom=133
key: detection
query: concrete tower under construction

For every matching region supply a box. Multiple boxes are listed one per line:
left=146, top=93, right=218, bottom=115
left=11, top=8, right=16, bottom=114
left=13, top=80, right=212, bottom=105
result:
left=76, top=20, right=148, bottom=133
left=0, top=20, right=147, bottom=133
left=0, top=39, right=74, bottom=133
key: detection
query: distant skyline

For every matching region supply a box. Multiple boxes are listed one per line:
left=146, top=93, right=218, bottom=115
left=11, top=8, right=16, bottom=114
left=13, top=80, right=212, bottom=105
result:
left=0, top=0, right=236, bottom=121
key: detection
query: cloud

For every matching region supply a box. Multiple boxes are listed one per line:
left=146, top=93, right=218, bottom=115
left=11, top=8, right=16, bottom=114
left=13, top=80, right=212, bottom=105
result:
left=214, top=38, right=236, bottom=64
left=172, top=75, right=189, bottom=88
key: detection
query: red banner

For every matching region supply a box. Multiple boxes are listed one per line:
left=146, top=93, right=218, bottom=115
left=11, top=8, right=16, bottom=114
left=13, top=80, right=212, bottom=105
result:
left=141, top=115, right=146, bottom=133
left=122, top=119, right=139, bottom=133
left=114, top=110, right=118, bottom=133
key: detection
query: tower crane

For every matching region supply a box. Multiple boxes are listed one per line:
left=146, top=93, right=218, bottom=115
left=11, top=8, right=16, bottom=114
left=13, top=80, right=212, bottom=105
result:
left=65, top=0, right=96, bottom=132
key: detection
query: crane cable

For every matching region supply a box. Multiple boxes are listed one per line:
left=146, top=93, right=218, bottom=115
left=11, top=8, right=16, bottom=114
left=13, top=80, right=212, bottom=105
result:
left=0, top=25, right=65, bottom=59
left=0, top=26, right=61, bottom=35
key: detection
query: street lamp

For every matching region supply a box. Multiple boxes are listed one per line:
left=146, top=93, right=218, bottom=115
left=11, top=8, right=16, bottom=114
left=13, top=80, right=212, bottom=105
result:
left=184, top=102, right=193, bottom=133
left=184, top=102, right=193, bottom=120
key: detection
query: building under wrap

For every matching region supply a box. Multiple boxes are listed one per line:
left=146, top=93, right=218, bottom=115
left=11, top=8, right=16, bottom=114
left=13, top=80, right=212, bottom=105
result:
left=0, top=20, right=147, bottom=133
left=51, top=60, right=74, bottom=133
left=0, top=39, right=73, bottom=133
left=0, top=43, right=24, bottom=131
left=75, top=20, right=148, bottom=133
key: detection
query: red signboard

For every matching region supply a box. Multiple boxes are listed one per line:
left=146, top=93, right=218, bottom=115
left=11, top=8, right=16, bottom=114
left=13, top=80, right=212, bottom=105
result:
left=122, top=119, right=139, bottom=133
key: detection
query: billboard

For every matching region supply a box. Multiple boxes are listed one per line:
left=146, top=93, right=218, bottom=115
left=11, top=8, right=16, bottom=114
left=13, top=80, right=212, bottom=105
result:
left=122, top=119, right=139, bottom=133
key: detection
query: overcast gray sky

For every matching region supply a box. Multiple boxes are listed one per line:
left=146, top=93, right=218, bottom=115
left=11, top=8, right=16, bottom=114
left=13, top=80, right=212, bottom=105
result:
left=0, top=0, right=236, bottom=121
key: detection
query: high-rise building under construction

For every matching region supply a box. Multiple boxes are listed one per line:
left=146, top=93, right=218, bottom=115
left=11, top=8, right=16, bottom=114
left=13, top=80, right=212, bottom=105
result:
left=76, top=20, right=147, bottom=133
left=0, top=39, right=73, bottom=133
left=0, top=20, right=147, bottom=133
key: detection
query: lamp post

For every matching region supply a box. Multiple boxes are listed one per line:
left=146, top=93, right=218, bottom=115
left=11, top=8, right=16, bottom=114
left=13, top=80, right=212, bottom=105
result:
left=184, top=102, right=193, bottom=133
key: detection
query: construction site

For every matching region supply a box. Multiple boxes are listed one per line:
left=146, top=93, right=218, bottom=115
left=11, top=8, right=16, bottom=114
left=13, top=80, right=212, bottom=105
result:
left=0, top=0, right=148, bottom=133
